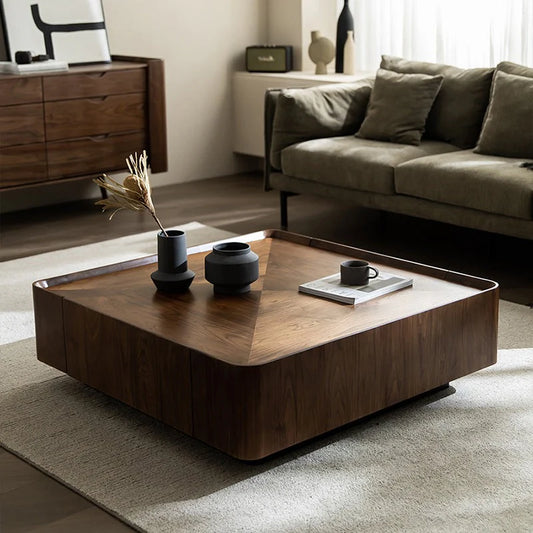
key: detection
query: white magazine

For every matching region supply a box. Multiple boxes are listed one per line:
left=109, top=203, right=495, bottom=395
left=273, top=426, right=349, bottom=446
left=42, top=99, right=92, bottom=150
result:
left=299, top=270, right=413, bottom=304
left=0, top=60, right=69, bottom=74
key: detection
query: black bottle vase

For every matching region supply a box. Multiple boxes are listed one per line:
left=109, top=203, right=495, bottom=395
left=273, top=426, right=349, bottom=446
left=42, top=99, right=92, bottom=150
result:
left=204, top=242, right=259, bottom=294
left=151, top=230, right=195, bottom=292
left=335, top=0, right=354, bottom=73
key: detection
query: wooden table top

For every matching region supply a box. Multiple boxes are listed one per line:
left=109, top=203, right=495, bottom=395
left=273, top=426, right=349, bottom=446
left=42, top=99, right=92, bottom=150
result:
left=35, top=230, right=497, bottom=366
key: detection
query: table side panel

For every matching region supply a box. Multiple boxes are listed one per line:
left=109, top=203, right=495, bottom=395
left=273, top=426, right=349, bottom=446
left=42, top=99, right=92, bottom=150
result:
left=62, top=300, right=192, bottom=433
left=33, top=285, right=67, bottom=372
left=191, top=289, right=497, bottom=460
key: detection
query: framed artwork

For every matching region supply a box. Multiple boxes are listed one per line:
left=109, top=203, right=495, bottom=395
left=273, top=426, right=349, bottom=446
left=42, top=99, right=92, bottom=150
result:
left=0, top=0, right=110, bottom=64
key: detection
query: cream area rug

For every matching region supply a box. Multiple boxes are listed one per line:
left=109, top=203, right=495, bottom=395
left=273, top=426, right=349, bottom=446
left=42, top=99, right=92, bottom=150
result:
left=1, top=222, right=532, bottom=533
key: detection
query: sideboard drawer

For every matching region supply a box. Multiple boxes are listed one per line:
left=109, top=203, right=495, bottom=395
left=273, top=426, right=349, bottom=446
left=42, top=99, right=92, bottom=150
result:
left=45, top=94, right=146, bottom=141
left=0, top=104, right=45, bottom=147
left=0, top=77, right=42, bottom=106
left=0, top=143, right=47, bottom=187
left=43, top=69, right=146, bottom=101
left=47, top=131, right=147, bottom=178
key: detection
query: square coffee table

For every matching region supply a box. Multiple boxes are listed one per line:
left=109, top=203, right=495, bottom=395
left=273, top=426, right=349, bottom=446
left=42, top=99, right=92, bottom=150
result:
left=33, top=230, right=498, bottom=460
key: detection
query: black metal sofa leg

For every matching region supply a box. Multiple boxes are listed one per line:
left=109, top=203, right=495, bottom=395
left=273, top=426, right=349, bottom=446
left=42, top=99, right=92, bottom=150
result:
left=280, top=191, right=289, bottom=230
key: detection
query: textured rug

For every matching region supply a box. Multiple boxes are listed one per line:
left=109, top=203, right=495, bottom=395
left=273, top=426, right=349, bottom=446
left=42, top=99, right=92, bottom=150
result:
left=1, top=223, right=532, bottom=532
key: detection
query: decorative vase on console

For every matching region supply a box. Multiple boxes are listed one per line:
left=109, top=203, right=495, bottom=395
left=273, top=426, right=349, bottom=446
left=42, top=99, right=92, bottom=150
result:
left=343, top=30, right=356, bottom=74
left=93, top=150, right=195, bottom=293
left=308, top=30, right=335, bottom=75
left=335, top=0, right=354, bottom=73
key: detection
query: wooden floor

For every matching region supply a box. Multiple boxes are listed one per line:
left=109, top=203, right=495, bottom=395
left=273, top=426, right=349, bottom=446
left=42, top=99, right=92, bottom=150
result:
left=1, top=171, right=532, bottom=531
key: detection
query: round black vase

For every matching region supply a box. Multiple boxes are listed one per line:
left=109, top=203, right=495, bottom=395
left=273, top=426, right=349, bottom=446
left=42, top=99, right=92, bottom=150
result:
left=151, top=230, right=195, bottom=293
left=204, top=242, right=259, bottom=295
left=335, top=0, right=354, bottom=73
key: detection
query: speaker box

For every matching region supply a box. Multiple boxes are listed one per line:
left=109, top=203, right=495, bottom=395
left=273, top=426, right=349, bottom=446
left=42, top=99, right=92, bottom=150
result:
left=245, top=46, right=293, bottom=73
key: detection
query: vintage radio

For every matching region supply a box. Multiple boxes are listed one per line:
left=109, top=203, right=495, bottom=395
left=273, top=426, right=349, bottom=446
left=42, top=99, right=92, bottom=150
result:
left=245, top=45, right=293, bottom=73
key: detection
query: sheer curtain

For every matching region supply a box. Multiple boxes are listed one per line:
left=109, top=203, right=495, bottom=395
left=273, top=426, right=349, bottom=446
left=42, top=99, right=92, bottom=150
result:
left=350, top=0, right=533, bottom=70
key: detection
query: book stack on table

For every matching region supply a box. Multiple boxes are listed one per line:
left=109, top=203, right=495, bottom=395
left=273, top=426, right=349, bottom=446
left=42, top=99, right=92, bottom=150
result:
left=299, top=271, right=413, bottom=304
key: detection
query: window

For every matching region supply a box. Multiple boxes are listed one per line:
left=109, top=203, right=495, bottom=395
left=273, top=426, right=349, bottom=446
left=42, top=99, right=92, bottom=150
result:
left=351, top=0, right=533, bottom=69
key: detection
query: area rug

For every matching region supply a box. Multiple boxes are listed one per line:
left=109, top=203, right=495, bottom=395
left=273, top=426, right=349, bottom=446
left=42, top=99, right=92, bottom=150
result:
left=1, top=223, right=532, bottom=532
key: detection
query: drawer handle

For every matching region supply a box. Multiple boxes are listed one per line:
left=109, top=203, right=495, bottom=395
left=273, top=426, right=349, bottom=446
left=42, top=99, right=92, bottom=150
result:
left=88, top=96, right=109, bottom=103
left=85, top=72, right=108, bottom=79
left=88, top=134, right=111, bottom=142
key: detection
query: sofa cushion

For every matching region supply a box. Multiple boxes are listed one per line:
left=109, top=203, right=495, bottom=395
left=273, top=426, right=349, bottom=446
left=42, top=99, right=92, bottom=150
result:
left=281, top=136, right=460, bottom=195
left=474, top=71, right=533, bottom=159
left=270, top=80, right=373, bottom=169
left=356, top=69, right=443, bottom=146
left=395, top=150, right=533, bottom=220
left=380, top=55, right=494, bottom=149
left=496, top=61, right=533, bottom=78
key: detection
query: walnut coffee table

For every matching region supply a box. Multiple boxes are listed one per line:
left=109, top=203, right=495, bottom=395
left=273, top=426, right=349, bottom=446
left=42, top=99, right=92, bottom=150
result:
left=33, top=230, right=498, bottom=460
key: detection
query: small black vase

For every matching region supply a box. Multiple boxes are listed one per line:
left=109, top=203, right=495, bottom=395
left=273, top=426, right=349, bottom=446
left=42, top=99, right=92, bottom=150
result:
left=335, top=0, right=354, bottom=73
left=151, top=230, right=195, bottom=292
left=204, top=242, right=259, bottom=294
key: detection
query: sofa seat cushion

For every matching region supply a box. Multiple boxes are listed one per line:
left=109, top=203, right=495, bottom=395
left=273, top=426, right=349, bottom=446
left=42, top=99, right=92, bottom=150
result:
left=396, top=151, right=533, bottom=220
left=280, top=136, right=460, bottom=195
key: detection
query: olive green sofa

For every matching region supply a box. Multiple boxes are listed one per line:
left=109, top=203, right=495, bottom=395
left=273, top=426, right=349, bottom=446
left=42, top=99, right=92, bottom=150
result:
left=264, top=57, right=533, bottom=240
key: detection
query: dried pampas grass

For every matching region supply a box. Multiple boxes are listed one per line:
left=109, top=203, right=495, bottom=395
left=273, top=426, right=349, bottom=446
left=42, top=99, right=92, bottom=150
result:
left=94, top=151, right=167, bottom=236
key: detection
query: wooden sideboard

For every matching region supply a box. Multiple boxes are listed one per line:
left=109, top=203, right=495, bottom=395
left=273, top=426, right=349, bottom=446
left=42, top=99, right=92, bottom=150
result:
left=0, top=55, right=167, bottom=191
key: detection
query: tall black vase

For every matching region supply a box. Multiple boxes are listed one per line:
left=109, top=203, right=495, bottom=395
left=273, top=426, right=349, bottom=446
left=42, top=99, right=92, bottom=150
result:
left=335, top=0, right=354, bottom=73
left=151, top=230, right=195, bottom=292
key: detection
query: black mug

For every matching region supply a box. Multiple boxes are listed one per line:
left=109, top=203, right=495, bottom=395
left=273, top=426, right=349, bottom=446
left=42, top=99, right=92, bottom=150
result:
left=340, top=260, right=379, bottom=286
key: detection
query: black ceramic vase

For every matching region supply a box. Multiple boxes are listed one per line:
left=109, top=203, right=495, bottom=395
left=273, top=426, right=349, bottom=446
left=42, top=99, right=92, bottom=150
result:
left=335, top=0, right=354, bottom=73
left=151, top=230, right=195, bottom=292
left=204, top=242, right=259, bottom=294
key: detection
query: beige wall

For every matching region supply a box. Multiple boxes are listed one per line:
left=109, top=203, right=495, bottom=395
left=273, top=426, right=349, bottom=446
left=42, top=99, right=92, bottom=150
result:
left=267, top=0, right=337, bottom=72
left=1, top=0, right=266, bottom=212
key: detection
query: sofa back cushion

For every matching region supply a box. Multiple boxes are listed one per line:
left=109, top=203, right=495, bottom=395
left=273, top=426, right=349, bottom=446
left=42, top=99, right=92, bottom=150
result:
left=496, top=61, right=533, bottom=78
left=270, top=79, right=372, bottom=170
left=380, top=55, right=494, bottom=149
left=356, top=69, right=443, bottom=146
left=474, top=70, right=533, bottom=158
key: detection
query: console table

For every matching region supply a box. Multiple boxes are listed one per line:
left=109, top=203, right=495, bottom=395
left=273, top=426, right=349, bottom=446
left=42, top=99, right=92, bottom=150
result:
left=0, top=56, right=167, bottom=191
left=232, top=70, right=372, bottom=157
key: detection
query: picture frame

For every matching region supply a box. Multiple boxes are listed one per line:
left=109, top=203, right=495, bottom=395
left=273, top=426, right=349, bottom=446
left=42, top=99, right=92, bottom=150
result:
left=0, top=0, right=110, bottom=64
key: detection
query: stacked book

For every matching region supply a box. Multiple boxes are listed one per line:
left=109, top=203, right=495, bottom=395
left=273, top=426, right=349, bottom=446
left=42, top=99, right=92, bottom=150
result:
left=0, top=60, right=69, bottom=74
left=299, top=270, right=413, bottom=304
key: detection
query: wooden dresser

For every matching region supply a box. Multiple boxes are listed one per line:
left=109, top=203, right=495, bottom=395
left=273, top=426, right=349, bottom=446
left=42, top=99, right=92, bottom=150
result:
left=0, top=56, right=167, bottom=191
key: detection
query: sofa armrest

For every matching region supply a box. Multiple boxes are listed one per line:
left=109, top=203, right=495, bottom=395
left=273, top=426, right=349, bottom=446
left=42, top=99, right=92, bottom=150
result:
left=264, top=89, right=282, bottom=191
left=266, top=79, right=374, bottom=176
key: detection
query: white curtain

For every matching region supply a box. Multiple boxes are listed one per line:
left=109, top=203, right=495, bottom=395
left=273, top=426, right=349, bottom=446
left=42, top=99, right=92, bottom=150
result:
left=350, top=0, right=533, bottom=70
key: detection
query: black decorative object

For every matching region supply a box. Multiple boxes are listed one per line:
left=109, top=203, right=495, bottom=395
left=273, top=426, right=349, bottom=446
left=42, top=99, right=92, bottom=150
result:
left=205, top=242, right=259, bottom=295
left=0, top=0, right=111, bottom=64
left=335, top=0, right=354, bottom=73
left=151, top=230, right=195, bottom=293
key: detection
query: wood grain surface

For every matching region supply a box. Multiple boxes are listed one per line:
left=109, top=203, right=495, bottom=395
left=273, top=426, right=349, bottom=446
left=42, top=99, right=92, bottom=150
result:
left=0, top=103, right=45, bottom=147
left=0, top=76, right=42, bottom=106
left=45, top=94, right=146, bottom=141
left=0, top=143, right=47, bottom=187
left=43, top=68, right=146, bottom=101
left=46, top=131, right=146, bottom=178
left=33, top=230, right=498, bottom=459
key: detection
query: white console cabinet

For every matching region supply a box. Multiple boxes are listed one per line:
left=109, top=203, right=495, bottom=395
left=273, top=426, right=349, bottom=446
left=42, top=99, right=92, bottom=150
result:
left=232, top=71, right=372, bottom=157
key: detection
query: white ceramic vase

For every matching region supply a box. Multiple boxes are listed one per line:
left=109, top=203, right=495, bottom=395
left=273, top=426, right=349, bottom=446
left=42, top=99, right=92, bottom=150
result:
left=343, top=30, right=355, bottom=75
left=308, top=30, right=335, bottom=75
